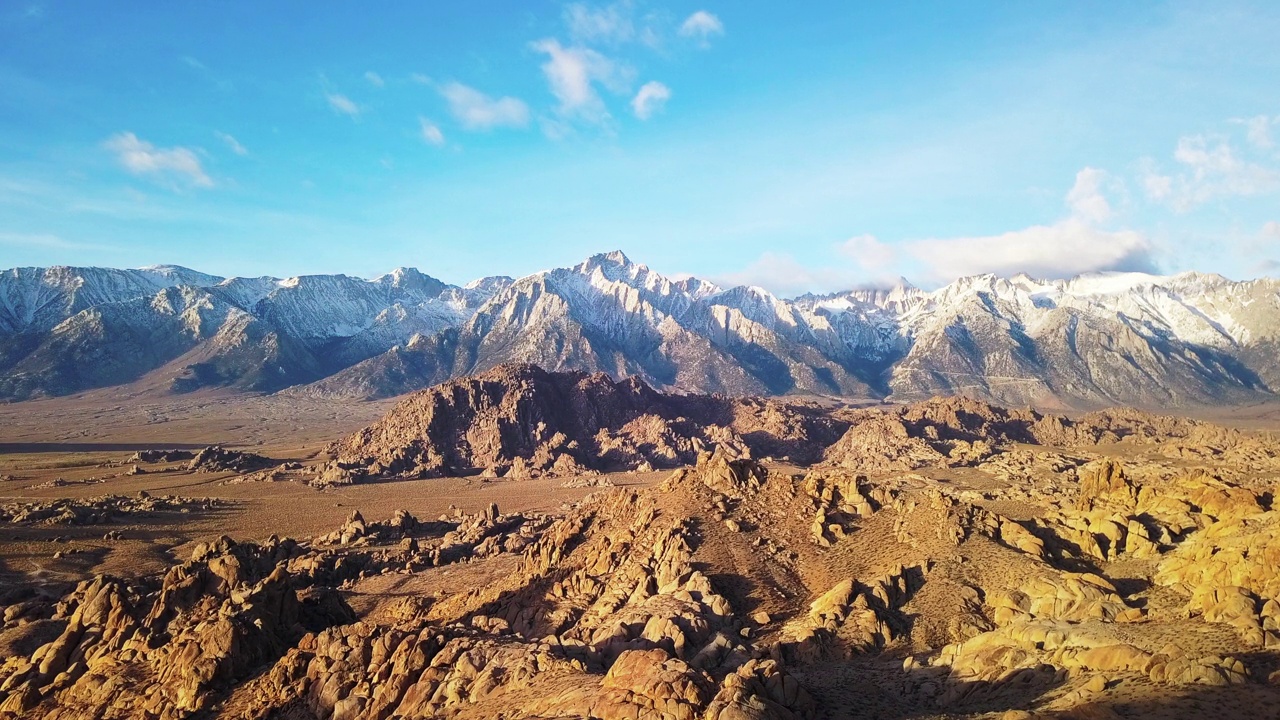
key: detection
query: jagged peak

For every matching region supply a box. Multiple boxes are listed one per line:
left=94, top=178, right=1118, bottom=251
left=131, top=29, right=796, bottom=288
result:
left=598, top=249, right=631, bottom=266
left=375, top=266, right=424, bottom=283
left=673, top=275, right=723, bottom=298
left=463, top=275, right=515, bottom=292
left=574, top=249, right=640, bottom=277
left=373, top=267, right=449, bottom=297
left=714, top=284, right=780, bottom=303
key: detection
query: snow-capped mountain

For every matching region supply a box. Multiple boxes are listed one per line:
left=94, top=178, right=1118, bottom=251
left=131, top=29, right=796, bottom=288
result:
left=1, top=252, right=1276, bottom=408
left=0, top=264, right=509, bottom=399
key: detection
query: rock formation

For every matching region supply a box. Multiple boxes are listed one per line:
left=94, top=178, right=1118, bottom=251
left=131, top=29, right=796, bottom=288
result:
left=325, top=363, right=846, bottom=480
left=3, top=385, right=1280, bottom=718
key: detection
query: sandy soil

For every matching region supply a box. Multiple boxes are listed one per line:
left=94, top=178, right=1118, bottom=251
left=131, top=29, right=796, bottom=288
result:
left=0, top=391, right=673, bottom=588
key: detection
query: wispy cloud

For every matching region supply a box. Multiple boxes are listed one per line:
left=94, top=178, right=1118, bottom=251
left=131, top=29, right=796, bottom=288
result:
left=1232, top=114, right=1278, bottom=150
left=364, top=71, right=385, bottom=88
left=0, top=232, right=116, bottom=252
left=439, top=82, right=529, bottom=130
left=564, top=2, right=634, bottom=44
left=419, top=117, right=445, bottom=146
left=178, top=55, right=234, bottom=92
left=679, top=10, right=724, bottom=46
left=1065, top=166, right=1117, bottom=224
left=531, top=39, right=631, bottom=124
left=1255, top=221, right=1280, bottom=275
left=717, top=251, right=872, bottom=297
left=1141, top=134, right=1279, bottom=212
left=103, top=132, right=213, bottom=189
left=631, top=81, right=670, bottom=120
left=723, top=167, right=1153, bottom=294
left=326, top=91, right=361, bottom=116
left=213, top=131, right=248, bottom=156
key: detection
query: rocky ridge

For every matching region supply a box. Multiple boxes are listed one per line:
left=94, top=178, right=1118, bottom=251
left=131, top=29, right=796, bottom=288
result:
left=320, top=363, right=846, bottom=483
left=3, top=253, right=1278, bottom=408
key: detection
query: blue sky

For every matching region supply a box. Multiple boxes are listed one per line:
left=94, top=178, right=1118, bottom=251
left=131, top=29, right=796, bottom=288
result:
left=1, top=1, right=1278, bottom=294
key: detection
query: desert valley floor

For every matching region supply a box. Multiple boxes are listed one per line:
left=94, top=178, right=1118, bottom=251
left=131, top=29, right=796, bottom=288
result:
left=3, top=371, right=1280, bottom=719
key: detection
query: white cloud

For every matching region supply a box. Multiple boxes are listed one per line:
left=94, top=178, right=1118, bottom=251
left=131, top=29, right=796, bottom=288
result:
left=723, top=167, right=1158, bottom=295
left=679, top=10, right=723, bottom=45
left=631, top=81, right=670, bottom=120
left=439, top=82, right=530, bottom=130
left=722, top=221, right=1156, bottom=296
left=837, top=234, right=895, bottom=271
left=718, top=236, right=906, bottom=296
left=531, top=39, right=630, bottom=123
left=1233, top=114, right=1277, bottom=150
left=900, top=169, right=1149, bottom=283
left=1141, top=134, right=1279, bottom=211
left=902, top=220, right=1154, bottom=285
left=565, top=2, right=634, bottom=44
left=326, top=92, right=360, bottom=116
left=411, top=73, right=432, bottom=85
left=419, top=117, right=445, bottom=146
left=1065, top=166, right=1115, bottom=224
left=715, top=252, right=854, bottom=297
left=213, top=131, right=248, bottom=156
left=1256, top=221, right=1280, bottom=275
left=364, top=71, right=385, bottom=88
left=103, top=132, right=213, bottom=189
left=1138, top=158, right=1173, bottom=202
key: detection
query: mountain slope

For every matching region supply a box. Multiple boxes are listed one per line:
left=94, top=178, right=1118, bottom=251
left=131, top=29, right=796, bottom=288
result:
left=0, top=264, right=504, bottom=399
left=1, top=255, right=1277, bottom=408
left=308, top=252, right=884, bottom=400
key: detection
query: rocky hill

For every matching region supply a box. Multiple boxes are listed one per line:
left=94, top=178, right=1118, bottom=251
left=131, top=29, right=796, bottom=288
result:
left=323, top=366, right=1242, bottom=486
left=3, top=391, right=1280, bottom=718
left=2, top=252, right=1278, bottom=408
left=322, top=363, right=849, bottom=483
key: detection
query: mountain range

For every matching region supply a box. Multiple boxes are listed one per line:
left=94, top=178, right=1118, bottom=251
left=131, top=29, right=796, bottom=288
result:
left=1, top=251, right=1277, bottom=408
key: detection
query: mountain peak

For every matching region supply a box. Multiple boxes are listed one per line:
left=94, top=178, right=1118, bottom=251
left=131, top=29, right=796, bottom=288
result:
left=573, top=249, right=643, bottom=283
left=374, top=267, right=448, bottom=296
left=463, top=275, right=515, bottom=292
left=575, top=250, right=633, bottom=270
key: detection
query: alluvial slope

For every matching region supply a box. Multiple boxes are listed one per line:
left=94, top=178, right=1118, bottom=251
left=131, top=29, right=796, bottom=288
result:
left=2, top=253, right=1279, bottom=408
left=0, top=286, right=252, bottom=399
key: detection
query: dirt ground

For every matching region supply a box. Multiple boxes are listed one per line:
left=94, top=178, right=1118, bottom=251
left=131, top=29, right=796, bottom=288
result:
left=4, top=391, right=1279, bottom=590
left=0, top=390, right=674, bottom=588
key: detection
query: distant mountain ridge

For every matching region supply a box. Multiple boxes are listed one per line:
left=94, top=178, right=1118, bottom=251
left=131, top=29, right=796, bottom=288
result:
left=1, top=252, right=1277, bottom=408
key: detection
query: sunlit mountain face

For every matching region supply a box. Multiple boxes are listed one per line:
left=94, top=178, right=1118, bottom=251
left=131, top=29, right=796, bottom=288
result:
left=2, top=253, right=1276, bottom=409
